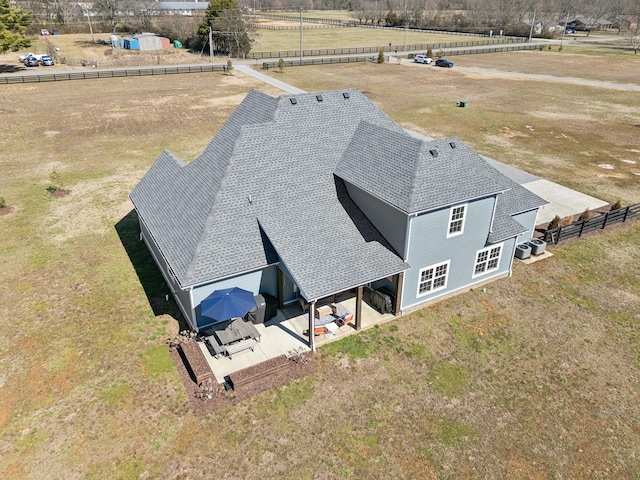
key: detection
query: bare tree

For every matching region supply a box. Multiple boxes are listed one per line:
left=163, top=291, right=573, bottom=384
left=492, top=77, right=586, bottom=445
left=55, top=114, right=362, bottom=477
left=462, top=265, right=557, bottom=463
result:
left=95, top=0, right=123, bottom=33
left=51, top=0, right=77, bottom=27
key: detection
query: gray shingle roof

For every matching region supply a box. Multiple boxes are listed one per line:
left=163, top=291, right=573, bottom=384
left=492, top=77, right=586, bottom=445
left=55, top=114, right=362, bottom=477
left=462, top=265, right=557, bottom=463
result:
left=131, top=89, right=407, bottom=297
left=336, top=132, right=512, bottom=214
left=130, top=88, right=545, bottom=299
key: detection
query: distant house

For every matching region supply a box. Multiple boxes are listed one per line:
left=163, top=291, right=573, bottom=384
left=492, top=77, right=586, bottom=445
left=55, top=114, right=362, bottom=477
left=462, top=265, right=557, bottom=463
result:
left=130, top=89, right=546, bottom=347
left=565, top=17, right=614, bottom=31
left=157, top=1, right=208, bottom=16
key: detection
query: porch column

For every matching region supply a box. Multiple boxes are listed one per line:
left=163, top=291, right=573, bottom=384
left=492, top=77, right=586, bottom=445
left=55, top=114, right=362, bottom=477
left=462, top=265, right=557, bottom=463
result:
left=355, top=286, right=363, bottom=331
left=277, top=267, right=285, bottom=309
left=308, top=300, right=316, bottom=352
left=394, top=272, right=404, bottom=314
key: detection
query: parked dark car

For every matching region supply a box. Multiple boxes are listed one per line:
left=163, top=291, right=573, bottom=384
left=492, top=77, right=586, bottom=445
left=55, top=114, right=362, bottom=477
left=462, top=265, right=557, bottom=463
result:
left=23, top=56, right=39, bottom=67
left=564, top=28, right=576, bottom=34
left=40, top=55, right=54, bottom=66
left=435, top=58, right=454, bottom=68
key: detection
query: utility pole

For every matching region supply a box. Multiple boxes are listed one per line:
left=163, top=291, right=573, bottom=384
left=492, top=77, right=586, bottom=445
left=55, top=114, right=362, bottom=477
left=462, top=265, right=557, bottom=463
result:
left=560, top=11, right=570, bottom=48
left=528, top=9, right=536, bottom=43
left=299, top=6, right=303, bottom=66
left=209, top=26, right=214, bottom=63
left=79, top=3, right=94, bottom=43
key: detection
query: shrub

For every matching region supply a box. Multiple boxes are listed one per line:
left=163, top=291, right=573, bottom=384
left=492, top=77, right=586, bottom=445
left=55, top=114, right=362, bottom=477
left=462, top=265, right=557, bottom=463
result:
left=578, top=208, right=591, bottom=221
left=49, top=170, right=64, bottom=191
left=547, top=44, right=552, bottom=50
left=539, top=45, right=545, bottom=51
left=0, top=197, right=5, bottom=209
left=611, top=200, right=622, bottom=211
left=547, top=215, right=561, bottom=230
left=226, top=59, right=233, bottom=74
left=377, top=48, right=384, bottom=63
left=426, top=46, right=433, bottom=58
left=278, top=57, right=284, bottom=72
left=564, top=214, right=574, bottom=225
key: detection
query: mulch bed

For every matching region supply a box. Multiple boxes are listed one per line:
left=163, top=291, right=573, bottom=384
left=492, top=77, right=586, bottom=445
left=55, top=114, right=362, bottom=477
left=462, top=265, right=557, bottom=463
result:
left=534, top=203, right=639, bottom=244
left=169, top=342, right=315, bottom=416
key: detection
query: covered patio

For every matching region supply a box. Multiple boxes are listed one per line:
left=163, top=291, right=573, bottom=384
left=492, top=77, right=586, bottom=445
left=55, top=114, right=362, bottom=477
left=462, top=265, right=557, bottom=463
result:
left=196, top=292, right=395, bottom=383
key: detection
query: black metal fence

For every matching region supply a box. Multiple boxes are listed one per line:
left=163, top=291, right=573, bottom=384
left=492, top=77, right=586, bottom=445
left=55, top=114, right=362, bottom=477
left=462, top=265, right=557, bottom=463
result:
left=0, top=64, right=226, bottom=84
left=263, top=56, right=368, bottom=69
left=249, top=37, right=526, bottom=59
left=261, top=44, right=539, bottom=69
left=542, top=203, right=640, bottom=244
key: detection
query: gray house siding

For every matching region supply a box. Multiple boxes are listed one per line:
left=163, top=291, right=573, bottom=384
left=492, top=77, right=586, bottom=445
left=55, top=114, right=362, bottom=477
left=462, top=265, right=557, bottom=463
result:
left=192, top=270, right=264, bottom=330
left=513, top=209, right=539, bottom=245
left=139, top=220, right=196, bottom=329
left=344, top=182, right=408, bottom=258
left=402, top=196, right=510, bottom=310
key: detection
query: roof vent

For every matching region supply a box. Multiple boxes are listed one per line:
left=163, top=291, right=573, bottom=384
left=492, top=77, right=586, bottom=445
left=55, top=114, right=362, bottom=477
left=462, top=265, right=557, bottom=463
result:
left=449, top=142, right=456, bottom=148
left=343, top=92, right=350, bottom=99
left=316, top=95, right=323, bottom=102
left=290, top=98, right=297, bottom=105
left=429, top=149, right=439, bottom=157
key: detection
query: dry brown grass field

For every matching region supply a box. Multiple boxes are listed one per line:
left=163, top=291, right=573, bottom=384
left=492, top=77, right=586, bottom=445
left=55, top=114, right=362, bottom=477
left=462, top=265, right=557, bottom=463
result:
left=0, top=45, right=639, bottom=479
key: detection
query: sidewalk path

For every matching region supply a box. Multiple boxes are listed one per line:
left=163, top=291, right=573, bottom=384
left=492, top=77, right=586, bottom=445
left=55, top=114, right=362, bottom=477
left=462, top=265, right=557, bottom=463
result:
left=235, top=64, right=306, bottom=94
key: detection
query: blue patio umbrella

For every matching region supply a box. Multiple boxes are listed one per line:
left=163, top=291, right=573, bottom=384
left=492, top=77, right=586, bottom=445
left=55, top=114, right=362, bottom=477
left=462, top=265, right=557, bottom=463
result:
left=200, top=287, right=256, bottom=323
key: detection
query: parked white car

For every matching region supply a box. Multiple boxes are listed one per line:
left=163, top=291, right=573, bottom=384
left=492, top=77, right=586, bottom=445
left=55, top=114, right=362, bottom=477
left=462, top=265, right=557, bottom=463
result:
left=18, top=53, right=45, bottom=62
left=414, top=54, right=433, bottom=64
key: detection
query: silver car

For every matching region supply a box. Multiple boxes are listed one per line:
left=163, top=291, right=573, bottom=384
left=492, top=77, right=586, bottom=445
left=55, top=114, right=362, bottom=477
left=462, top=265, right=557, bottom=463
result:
left=40, top=55, right=54, bottom=66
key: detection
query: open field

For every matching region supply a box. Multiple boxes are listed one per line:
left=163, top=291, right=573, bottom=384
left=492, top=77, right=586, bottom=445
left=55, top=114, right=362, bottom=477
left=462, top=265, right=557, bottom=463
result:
left=1, top=48, right=640, bottom=479
left=263, top=49, right=640, bottom=205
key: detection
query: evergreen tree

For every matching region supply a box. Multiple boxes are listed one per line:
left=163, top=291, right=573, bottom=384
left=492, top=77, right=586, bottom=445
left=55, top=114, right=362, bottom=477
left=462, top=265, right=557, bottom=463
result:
left=0, top=0, right=31, bottom=53
left=197, top=0, right=253, bottom=57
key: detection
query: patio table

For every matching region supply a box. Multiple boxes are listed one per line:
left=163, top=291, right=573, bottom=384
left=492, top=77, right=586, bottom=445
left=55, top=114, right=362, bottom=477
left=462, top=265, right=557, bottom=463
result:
left=215, top=318, right=261, bottom=346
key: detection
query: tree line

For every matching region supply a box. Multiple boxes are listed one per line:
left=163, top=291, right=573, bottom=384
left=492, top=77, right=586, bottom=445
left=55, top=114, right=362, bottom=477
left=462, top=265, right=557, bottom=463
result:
left=3, top=0, right=639, bottom=56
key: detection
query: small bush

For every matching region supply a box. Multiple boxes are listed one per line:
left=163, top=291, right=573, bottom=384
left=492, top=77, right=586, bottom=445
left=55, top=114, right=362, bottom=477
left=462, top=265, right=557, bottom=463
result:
left=565, top=215, right=574, bottom=225
left=547, top=45, right=552, bottom=50
left=377, top=48, right=384, bottom=63
left=278, top=57, right=284, bottom=72
left=226, top=59, right=233, bottom=74
left=547, top=215, right=561, bottom=230
left=426, top=46, right=433, bottom=58
left=539, top=45, right=545, bottom=51
left=0, top=197, right=6, bottom=209
left=578, top=208, right=591, bottom=221
left=611, top=200, right=622, bottom=211
left=49, top=170, right=64, bottom=190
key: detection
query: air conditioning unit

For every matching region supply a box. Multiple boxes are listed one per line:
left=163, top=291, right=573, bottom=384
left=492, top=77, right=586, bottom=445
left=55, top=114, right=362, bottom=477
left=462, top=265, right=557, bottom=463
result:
left=515, top=243, right=531, bottom=259
left=528, top=238, right=547, bottom=255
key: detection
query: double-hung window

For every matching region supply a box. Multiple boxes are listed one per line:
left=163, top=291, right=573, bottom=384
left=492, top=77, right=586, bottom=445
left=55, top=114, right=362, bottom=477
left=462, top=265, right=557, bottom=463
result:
left=447, top=204, right=467, bottom=237
left=417, top=261, right=450, bottom=297
left=473, top=244, right=503, bottom=277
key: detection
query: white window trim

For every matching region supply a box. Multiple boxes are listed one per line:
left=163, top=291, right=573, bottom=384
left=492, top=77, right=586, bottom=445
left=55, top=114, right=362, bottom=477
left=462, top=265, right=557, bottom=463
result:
left=447, top=204, right=467, bottom=238
left=417, top=260, right=450, bottom=298
left=472, top=243, right=504, bottom=278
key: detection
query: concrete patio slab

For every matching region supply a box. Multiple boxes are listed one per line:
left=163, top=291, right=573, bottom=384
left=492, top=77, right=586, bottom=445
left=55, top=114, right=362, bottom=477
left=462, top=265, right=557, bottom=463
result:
left=198, top=296, right=395, bottom=383
left=523, top=179, right=609, bottom=224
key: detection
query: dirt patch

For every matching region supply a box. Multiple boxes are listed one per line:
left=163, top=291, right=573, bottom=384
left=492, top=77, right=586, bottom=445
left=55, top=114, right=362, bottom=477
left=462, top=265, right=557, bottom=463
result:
left=0, top=206, right=16, bottom=216
left=48, top=189, right=71, bottom=198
